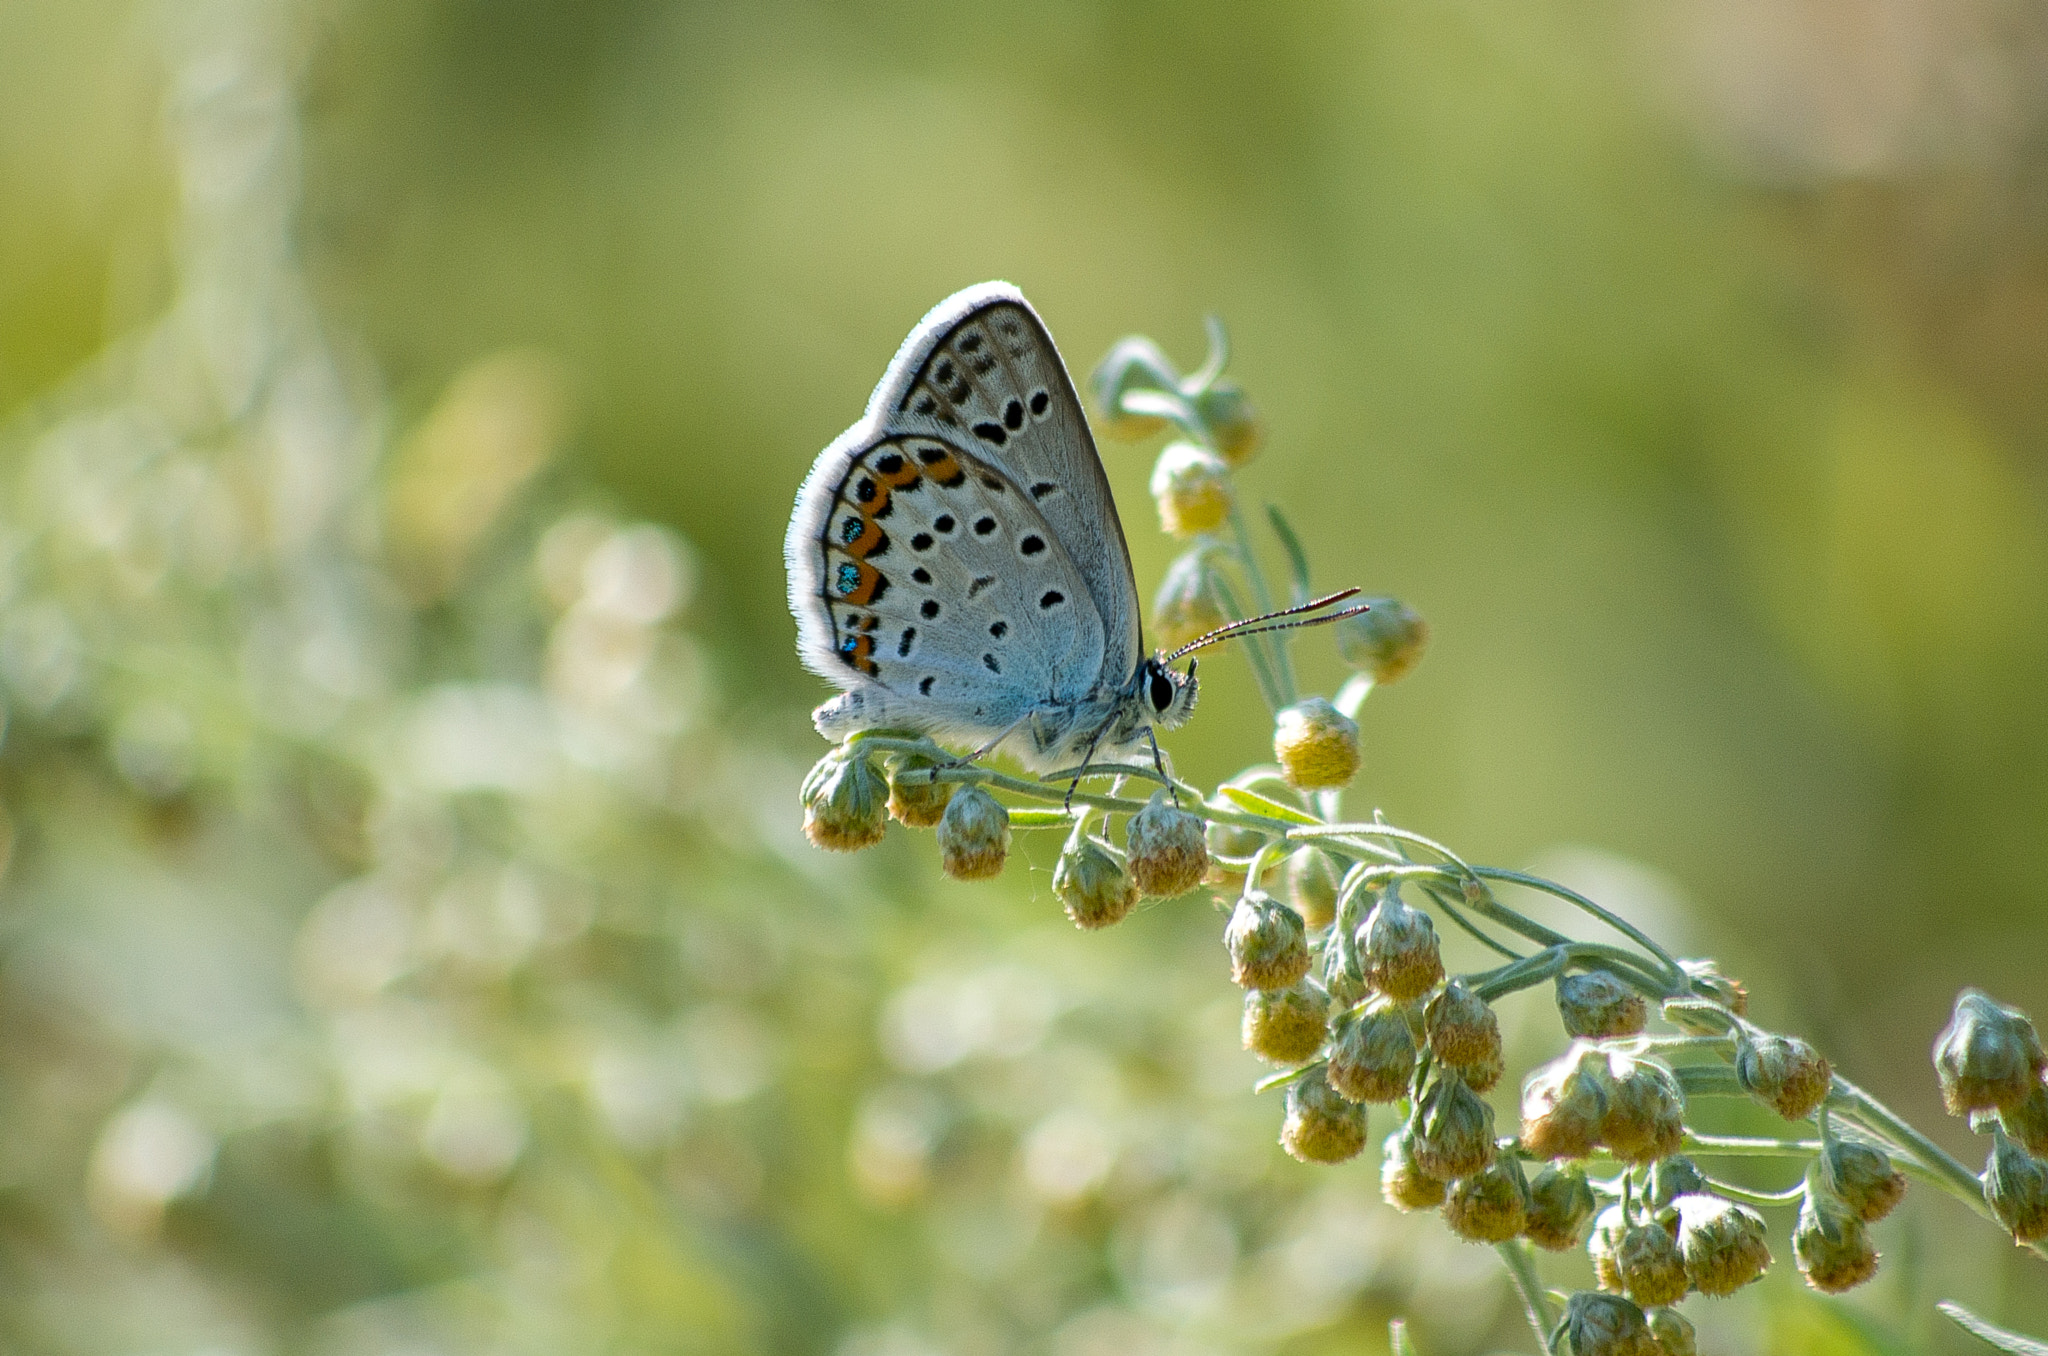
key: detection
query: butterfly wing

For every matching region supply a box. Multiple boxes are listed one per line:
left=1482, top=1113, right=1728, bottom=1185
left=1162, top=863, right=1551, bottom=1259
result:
left=869, top=283, right=1143, bottom=688
left=786, top=425, right=1107, bottom=750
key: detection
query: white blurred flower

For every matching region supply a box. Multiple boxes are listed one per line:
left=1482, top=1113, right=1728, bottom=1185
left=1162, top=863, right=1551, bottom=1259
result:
left=89, top=1099, right=216, bottom=1236
left=880, top=963, right=1057, bottom=1073
left=421, top=1066, right=525, bottom=1180
left=1021, top=1108, right=1117, bottom=1206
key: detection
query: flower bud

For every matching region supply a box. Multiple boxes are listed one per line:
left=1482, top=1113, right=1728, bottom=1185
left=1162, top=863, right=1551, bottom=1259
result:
left=1149, top=442, right=1233, bottom=537
left=801, top=749, right=888, bottom=851
left=1410, top=1073, right=1496, bottom=1182
left=1381, top=1125, right=1447, bottom=1211
left=1678, top=958, right=1749, bottom=1018
left=1151, top=551, right=1227, bottom=653
left=1280, top=1070, right=1369, bottom=1165
left=1321, top=934, right=1368, bottom=1010
left=1358, top=892, right=1444, bottom=1002
left=1442, top=1154, right=1530, bottom=1243
left=1426, top=979, right=1504, bottom=1087
left=1284, top=846, right=1342, bottom=932
left=1090, top=337, right=1179, bottom=440
left=1587, top=1204, right=1629, bottom=1290
left=1557, top=1291, right=1658, bottom=1356
left=936, top=786, right=1009, bottom=879
left=1524, top=1165, right=1600, bottom=1251
left=1556, top=971, right=1649, bottom=1040
left=884, top=754, right=953, bottom=828
left=1243, top=980, right=1331, bottom=1065
left=1272, top=697, right=1361, bottom=791
left=1646, top=1308, right=1696, bottom=1356
left=1982, top=1126, right=2048, bottom=1244
left=1936, top=989, right=2047, bottom=1116
left=1225, top=891, right=1310, bottom=990
left=1601, top=1053, right=1687, bottom=1165
left=1326, top=1000, right=1417, bottom=1103
left=1054, top=835, right=1137, bottom=930
left=1999, top=1079, right=2048, bottom=1158
left=1614, top=1217, right=1690, bottom=1308
left=1818, top=1139, right=1906, bottom=1223
left=1333, top=598, right=1430, bottom=686
left=1793, top=1184, right=1879, bottom=1293
left=1735, top=1032, right=1832, bottom=1122
left=1522, top=1044, right=1614, bottom=1161
left=1644, top=1155, right=1709, bottom=1211
left=1192, top=380, right=1262, bottom=466
left=1125, top=792, right=1209, bottom=897
left=1675, top=1193, right=1771, bottom=1296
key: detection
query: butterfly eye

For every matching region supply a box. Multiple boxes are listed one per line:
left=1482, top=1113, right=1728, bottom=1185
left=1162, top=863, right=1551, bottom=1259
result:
left=1149, top=668, right=1174, bottom=713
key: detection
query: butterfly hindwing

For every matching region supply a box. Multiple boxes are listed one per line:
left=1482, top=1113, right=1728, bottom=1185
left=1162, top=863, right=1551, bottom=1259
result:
left=789, top=431, right=1105, bottom=743
left=871, top=284, right=1142, bottom=688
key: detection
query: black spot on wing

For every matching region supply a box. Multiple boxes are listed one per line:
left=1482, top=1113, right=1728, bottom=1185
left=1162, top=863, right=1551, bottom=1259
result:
left=1029, top=390, right=1050, bottom=417
left=911, top=566, right=932, bottom=584
left=1004, top=399, right=1024, bottom=430
left=911, top=532, right=933, bottom=551
left=1019, top=535, right=1044, bottom=556
left=1039, top=590, right=1064, bottom=609
left=983, top=653, right=1001, bottom=674
left=973, top=516, right=996, bottom=536
left=968, top=576, right=995, bottom=598
left=1030, top=481, right=1057, bottom=500
left=919, top=676, right=935, bottom=695
left=921, top=599, right=940, bottom=620
left=933, top=514, right=955, bottom=534
left=973, top=422, right=1007, bottom=446
left=979, top=474, right=1005, bottom=493
left=989, top=621, right=1008, bottom=639
left=898, top=628, right=916, bottom=657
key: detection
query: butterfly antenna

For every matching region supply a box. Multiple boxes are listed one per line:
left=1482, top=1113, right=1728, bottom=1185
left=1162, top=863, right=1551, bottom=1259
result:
left=1165, top=589, right=1368, bottom=661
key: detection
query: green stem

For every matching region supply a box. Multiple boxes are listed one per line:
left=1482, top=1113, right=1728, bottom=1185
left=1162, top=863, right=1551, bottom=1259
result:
left=1226, top=501, right=1295, bottom=706
left=1466, top=867, right=1684, bottom=985
left=1205, top=567, right=1286, bottom=713
left=1495, top=1239, right=1558, bottom=1349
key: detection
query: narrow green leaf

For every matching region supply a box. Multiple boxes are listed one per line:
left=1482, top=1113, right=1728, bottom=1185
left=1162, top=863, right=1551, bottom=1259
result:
left=1266, top=504, right=1313, bottom=606
left=1219, top=785, right=1320, bottom=826
left=1940, top=1301, right=2048, bottom=1356
left=1008, top=808, right=1076, bottom=829
left=1390, top=1317, right=1420, bottom=1356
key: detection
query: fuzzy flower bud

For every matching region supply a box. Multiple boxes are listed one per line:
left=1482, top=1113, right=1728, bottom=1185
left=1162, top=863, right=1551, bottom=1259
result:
left=1587, top=1205, right=1629, bottom=1291
left=1819, top=1139, right=1906, bottom=1223
left=1192, top=380, right=1262, bottom=466
left=1284, top=846, right=1342, bottom=932
left=1556, top=971, right=1649, bottom=1040
left=1243, top=980, right=1331, bottom=1065
left=1326, top=1000, right=1418, bottom=1103
left=1225, top=891, right=1310, bottom=991
left=1735, top=1032, right=1832, bottom=1121
left=1646, top=1308, right=1696, bottom=1356
left=1426, top=979, right=1504, bottom=1089
left=1521, top=1044, right=1615, bottom=1162
left=884, top=754, right=953, bottom=828
left=1614, top=1217, right=1690, bottom=1308
left=1983, top=1126, right=2048, bottom=1244
left=1272, top=697, right=1361, bottom=791
left=1601, top=1053, right=1687, bottom=1164
left=1644, top=1155, right=1709, bottom=1211
left=936, top=786, right=1009, bottom=879
left=1150, top=442, right=1233, bottom=537
left=1151, top=551, right=1227, bottom=653
left=1793, top=1183, right=1879, bottom=1293
left=1334, top=597, right=1430, bottom=686
left=1089, top=336, right=1178, bottom=441
left=1678, top=958, right=1749, bottom=1018
left=1936, top=989, right=2047, bottom=1117
left=1381, top=1126, right=1447, bottom=1211
left=1125, top=792, right=1209, bottom=897
left=801, top=749, right=889, bottom=851
left=1442, top=1154, right=1530, bottom=1243
left=1999, top=1079, right=2048, bottom=1158
left=1675, top=1193, right=1772, bottom=1296
left=1557, top=1292, right=1658, bottom=1356
left=1410, top=1073, right=1496, bottom=1182
left=1054, top=835, right=1137, bottom=930
left=1280, top=1070, right=1369, bottom=1165
left=1524, top=1165, right=1599, bottom=1251
left=1358, top=892, right=1444, bottom=1002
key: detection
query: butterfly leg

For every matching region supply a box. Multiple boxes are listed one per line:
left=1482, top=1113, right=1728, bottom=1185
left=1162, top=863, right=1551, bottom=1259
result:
left=1060, top=718, right=1117, bottom=811
left=1144, top=728, right=1182, bottom=809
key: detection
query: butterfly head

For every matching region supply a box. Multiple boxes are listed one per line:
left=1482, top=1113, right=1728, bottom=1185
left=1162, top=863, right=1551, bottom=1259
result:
left=1138, top=656, right=1199, bottom=732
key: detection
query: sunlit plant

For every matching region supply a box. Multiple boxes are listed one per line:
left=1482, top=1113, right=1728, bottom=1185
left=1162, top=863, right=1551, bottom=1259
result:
left=802, top=313, right=2048, bottom=1355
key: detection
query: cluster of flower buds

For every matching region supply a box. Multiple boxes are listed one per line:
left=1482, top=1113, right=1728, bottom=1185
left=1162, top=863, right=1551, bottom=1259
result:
left=1933, top=988, right=2048, bottom=1243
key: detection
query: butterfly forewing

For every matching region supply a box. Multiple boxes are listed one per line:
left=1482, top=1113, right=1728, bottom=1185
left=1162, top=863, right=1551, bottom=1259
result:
left=875, top=286, right=1142, bottom=687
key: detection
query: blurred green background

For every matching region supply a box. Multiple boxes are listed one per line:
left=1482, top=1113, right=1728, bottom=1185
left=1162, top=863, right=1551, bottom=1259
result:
left=3, top=1, right=2046, bottom=1352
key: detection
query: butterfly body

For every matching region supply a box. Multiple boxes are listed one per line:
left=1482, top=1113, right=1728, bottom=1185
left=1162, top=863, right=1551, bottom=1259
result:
left=786, top=282, right=1196, bottom=774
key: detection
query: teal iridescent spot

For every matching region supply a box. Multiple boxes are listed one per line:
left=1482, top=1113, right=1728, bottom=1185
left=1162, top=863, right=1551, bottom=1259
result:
left=835, top=561, right=860, bottom=595
left=840, top=516, right=863, bottom=544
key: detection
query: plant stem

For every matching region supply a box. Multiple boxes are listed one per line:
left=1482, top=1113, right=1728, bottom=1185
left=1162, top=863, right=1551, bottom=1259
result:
left=1495, top=1239, right=1557, bottom=1348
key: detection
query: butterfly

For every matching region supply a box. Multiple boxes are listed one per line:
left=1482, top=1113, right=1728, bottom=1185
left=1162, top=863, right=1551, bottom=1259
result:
left=785, top=281, right=1357, bottom=781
